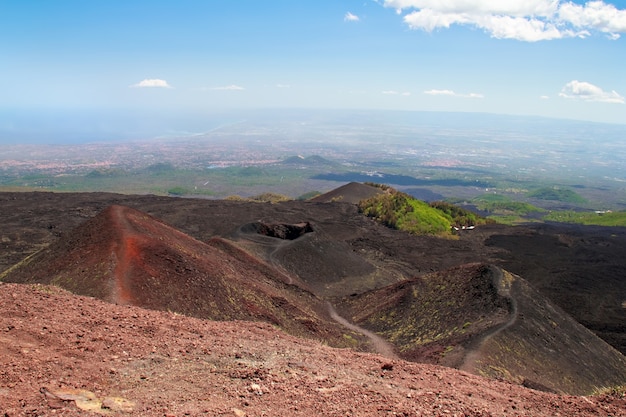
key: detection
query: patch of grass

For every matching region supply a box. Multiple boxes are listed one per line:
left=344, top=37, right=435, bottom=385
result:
left=250, top=192, right=291, bottom=203
left=429, top=200, right=487, bottom=227
left=543, top=210, right=626, bottom=226
left=528, top=187, right=587, bottom=204
left=592, top=384, right=626, bottom=398
left=472, top=194, right=545, bottom=216
left=296, top=190, right=322, bottom=200
left=0, top=250, right=39, bottom=281
left=342, top=333, right=359, bottom=348
left=488, top=215, right=537, bottom=225
left=167, top=186, right=191, bottom=196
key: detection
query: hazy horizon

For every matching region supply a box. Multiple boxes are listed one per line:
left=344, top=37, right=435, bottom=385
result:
left=1, top=107, right=625, bottom=145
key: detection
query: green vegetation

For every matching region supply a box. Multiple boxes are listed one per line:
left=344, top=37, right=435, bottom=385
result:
left=85, top=169, right=121, bottom=178
left=225, top=192, right=292, bottom=203
left=429, top=201, right=486, bottom=227
left=359, top=184, right=492, bottom=234
left=296, top=190, right=322, bottom=200
left=470, top=193, right=545, bottom=224
left=249, top=192, right=291, bottom=203
left=167, top=186, right=191, bottom=196
left=543, top=210, right=626, bottom=226
left=593, top=384, right=626, bottom=398
left=528, top=187, right=587, bottom=203
left=350, top=265, right=504, bottom=356
left=145, top=163, right=176, bottom=175
left=238, top=166, right=267, bottom=177
left=358, top=185, right=452, bottom=235
left=473, top=194, right=544, bottom=215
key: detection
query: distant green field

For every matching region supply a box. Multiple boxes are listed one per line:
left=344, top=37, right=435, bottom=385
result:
left=543, top=210, right=626, bottom=226
left=528, top=187, right=587, bottom=204
left=472, top=194, right=545, bottom=215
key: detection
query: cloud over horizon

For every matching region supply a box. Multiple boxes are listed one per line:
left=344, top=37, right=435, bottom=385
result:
left=424, top=89, right=484, bottom=98
left=129, top=79, right=172, bottom=88
left=559, top=80, right=624, bottom=104
left=382, top=90, right=411, bottom=96
left=384, top=0, right=626, bottom=41
left=209, top=85, right=245, bottom=91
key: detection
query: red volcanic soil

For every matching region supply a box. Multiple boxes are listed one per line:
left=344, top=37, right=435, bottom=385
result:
left=2, top=205, right=348, bottom=345
left=2, top=282, right=625, bottom=417
left=1, top=191, right=626, bottom=399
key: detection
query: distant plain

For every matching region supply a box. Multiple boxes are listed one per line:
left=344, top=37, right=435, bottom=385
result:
left=1, top=109, right=626, bottom=224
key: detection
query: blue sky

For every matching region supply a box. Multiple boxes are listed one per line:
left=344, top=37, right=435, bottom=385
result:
left=1, top=0, right=625, bottom=125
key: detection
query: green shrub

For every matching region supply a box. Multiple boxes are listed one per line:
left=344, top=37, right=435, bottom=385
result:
left=429, top=201, right=485, bottom=227
left=167, top=186, right=190, bottom=196
left=358, top=187, right=451, bottom=235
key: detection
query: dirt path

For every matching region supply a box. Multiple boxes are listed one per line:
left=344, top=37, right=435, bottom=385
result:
left=110, top=205, right=136, bottom=304
left=460, top=266, right=518, bottom=372
left=235, top=224, right=398, bottom=359
left=326, top=302, right=399, bottom=360
left=233, top=224, right=295, bottom=284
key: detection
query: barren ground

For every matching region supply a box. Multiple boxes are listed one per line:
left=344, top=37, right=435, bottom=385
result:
left=2, top=282, right=624, bottom=417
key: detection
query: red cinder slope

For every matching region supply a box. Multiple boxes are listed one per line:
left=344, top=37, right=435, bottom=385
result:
left=1, top=282, right=625, bottom=416
left=2, top=205, right=347, bottom=344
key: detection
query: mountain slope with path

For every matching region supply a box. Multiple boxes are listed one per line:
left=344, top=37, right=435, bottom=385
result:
left=1, top=205, right=351, bottom=345
left=1, top=190, right=626, bottom=397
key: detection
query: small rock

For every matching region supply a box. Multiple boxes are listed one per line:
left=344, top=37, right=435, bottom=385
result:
left=232, top=407, right=246, bottom=417
left=381, top=363, right=394, bottom=371
left=101, top=396, right=136, bottom=412
left=249, top=383, right=263, bottom=395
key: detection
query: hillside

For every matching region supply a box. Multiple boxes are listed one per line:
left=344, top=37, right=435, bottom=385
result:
left=2, top=282, right=625, bottom=416
left=1, top=205, right=351, bottom=346
left=339, top=264, right=626, bottom=395
left=309, top=181, right=384, bottom=204
left=1, top=190, right=626, bottom=396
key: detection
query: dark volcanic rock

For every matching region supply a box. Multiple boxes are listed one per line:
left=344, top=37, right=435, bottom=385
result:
left=339, top=263, right=626, bottom=395
left=246, top=221, right=314, bottom=240
left=1, top=191, right=626, bottom=395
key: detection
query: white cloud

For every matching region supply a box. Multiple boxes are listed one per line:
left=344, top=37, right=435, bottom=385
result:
left=424, top=89, right=455, bottom=96
left=129, top=79, right=172, bottom=88
left=382, top=90, right=411, bottom=96
left=559, top=80, right=624, bottom=103
left=385, top=1, right=559, bottom=16
left=276, top=84, right=291, bottom=88
left=210, top=85, right=245, bottom=91
left=540, top=95, right=550, bottom=99
left=345, top=12, right=360, bottom=22
left=559, top=1, right=626, bottom=39
left=424, top=89, right=483, bottom=98
left=383, top=0, right=626, bottom=41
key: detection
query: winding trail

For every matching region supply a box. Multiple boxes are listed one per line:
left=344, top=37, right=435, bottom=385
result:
left=460, top=266, right=519, bottom=372
left=326, top=302, right=399, bottom=360
left=236, top=223, right=398, bottom=359
left=232, top=224, right=305, bottom=286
